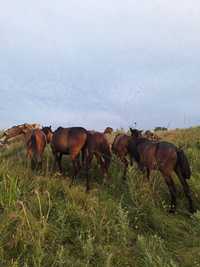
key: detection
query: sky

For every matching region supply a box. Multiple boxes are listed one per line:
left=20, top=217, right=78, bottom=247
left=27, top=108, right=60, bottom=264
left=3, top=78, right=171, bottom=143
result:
left=0, top=0, right=200, bottom=131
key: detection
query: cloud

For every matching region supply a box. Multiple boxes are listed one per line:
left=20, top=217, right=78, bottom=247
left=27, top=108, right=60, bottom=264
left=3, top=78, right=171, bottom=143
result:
left=0, top=0, right=200, bottom=130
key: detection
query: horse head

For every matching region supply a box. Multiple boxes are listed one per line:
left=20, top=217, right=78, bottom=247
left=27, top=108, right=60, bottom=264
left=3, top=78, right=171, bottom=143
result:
left=129, top=128, right=143, bottom=138
left=42, top=126, right=53, bottom=143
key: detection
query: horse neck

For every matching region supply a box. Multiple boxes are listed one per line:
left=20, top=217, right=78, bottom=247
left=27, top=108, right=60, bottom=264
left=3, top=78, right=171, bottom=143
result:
left=46, top=132, right=53, bottom=143
left=129, top=137, right=148, bottom=163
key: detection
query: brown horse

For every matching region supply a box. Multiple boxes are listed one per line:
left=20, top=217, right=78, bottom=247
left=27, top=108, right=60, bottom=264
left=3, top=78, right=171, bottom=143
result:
left=128, top=129, right=194, bottom=213
left=143, top=130, right=160, bottom=141
left=51, top=127, right=88, bottom=187
left=84, top=131, right=111, bottom=189
left=112, top=133, right=132, bottom=179
left=104, top=127, right=113, bottom=134
left=2, top=123, right=40, bottom=143
left=26, top=126, right=52, bottom=169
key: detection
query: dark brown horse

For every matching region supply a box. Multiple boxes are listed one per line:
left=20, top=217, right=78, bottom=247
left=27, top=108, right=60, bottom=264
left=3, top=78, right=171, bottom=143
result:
left=128, top=129, right=194, bottom=213
left=26, top=126, right=52, bottom=169
left=84, top=131, right=111, bottom=189
left=51, top=127, right=88, bottom=187
left=112, top=133, right=132, bottom=179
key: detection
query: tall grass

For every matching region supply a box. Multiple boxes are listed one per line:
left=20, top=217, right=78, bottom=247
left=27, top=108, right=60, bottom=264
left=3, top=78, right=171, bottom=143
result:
left=0, top=127, right=200, bottom=266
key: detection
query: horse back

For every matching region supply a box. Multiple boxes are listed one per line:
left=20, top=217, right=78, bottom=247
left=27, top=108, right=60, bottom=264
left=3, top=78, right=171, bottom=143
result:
left=112, top=134, right=130, bottom=154
left=52, top=127, right=88, bottom=153
left=87, top=131, right=111, bottom=155
left=156, top=142, right=177, bottom=165
left=136, top=140, right=178, bottom=170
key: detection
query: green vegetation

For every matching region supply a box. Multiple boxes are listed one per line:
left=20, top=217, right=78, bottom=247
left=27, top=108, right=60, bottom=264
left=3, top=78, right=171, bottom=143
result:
left=0, top=127, right=200, bottom=267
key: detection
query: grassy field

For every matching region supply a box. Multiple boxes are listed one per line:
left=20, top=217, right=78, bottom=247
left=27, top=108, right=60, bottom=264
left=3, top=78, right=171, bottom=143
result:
left=0, top=127, right=200, bottom=267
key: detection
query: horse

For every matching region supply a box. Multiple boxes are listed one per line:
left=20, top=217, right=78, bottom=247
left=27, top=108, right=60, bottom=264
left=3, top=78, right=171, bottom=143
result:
left=50, top=127, right=88, bottom=188
left=26, top=126, right=52, bottom=169
left=104, top=127, right=113, bottom=134
left=41, top=126, right=54, bottom=143
left=2, top=123, right=40, bottom=143
left=143, top=130, right=160, bottom=141
left=84, top=131, right=111, bottom=189
left=112, top=133, right=133, bottom=179
left=128, top=128, right=194, bottom=213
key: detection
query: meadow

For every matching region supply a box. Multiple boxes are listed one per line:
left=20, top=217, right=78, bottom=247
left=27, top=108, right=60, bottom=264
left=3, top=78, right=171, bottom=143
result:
left=0, top=127, right=200, bottom=267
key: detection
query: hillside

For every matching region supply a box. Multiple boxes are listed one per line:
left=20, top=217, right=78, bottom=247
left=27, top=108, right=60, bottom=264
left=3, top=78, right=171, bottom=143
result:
left=0, top=127, right=200, bottom=267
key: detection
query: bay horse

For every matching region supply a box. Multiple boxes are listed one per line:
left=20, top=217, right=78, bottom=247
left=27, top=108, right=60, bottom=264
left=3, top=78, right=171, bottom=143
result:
left=26, top=126, right=52, bottom=169
left=85, top=131, right=111, bottom=189
left=112, top=134, right=132, bottom=179
left=50, top=127, right=88, bottom=188
left=128, top=128, right=194, bottom=213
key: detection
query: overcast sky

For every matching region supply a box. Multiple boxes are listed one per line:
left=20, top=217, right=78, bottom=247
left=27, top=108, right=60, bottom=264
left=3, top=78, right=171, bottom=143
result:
left=0, top=0, right=199, bottom=130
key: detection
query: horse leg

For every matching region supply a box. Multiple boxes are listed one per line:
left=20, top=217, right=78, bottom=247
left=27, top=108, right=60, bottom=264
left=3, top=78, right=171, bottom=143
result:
left=53, top=153, right=63, bottom=173
left=129, top=154, right=133, bottom=166
left=57, top=154, right=63, bottom=173
left=70, top=158, right=79, bottom=187
left=95, top=154, right=107, bottom=184
left=146, top=168, right=151, bottom=181
left=70, top=147, right=83, bottom=188
left=103, top=154, right=111, bottom=183
left=31, top=158, right=36, bottom=170
left=121, top=156, right=128, bottom=180
left=175, top=167, right=195, bottom=213
left=81, top=146, right=87, bottom=168
left=36, top=153, right=42, bottom=170
left=85, top=152, right=93, bottom=192
left=163, top=175, right=177, bottom=213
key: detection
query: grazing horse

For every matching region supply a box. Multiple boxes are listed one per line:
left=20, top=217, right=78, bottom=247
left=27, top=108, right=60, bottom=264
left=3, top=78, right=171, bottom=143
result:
left=2, top=123, right=40, bottom=143
left=51, top=127, right=88, bottom=187
left=85, top=131, right=111, bottom=188
left=143, top=130, right=160, bottom=141
left=26, top=126, right=52, bottom=169
left=112, top=134, right=133, bottom=179
left=128, top=129, right=194, bottom=213
left=104, top=127, right=113, bottom=134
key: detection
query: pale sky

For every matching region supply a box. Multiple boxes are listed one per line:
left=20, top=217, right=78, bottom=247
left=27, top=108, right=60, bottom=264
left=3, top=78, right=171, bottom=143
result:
left=0, top=0, right=199, bottom=130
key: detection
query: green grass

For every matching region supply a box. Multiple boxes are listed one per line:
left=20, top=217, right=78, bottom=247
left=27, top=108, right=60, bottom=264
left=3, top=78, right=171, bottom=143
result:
left=0, top=127, right=200, bottom=266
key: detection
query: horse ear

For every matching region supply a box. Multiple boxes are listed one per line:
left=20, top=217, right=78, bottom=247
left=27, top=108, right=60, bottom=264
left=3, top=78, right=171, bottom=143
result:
left=49, top=126, right=52, bottom=129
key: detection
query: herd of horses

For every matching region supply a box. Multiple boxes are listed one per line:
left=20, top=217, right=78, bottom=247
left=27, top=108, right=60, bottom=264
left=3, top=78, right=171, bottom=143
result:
left=24, top=125, right=195, bottom=214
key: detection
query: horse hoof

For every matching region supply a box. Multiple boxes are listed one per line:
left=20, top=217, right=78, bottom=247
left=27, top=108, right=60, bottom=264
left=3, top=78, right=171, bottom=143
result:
left=189, top=207, right=196, bottom=214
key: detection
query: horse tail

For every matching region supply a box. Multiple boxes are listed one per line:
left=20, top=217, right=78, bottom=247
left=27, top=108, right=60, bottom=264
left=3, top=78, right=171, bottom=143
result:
left=81, top=130, right=91, bottom=166
left=27, top=132, right=38, bottom=158
left=176, top=149, right=191, bottom=179
left=31, top=132, right=36, bottom=149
